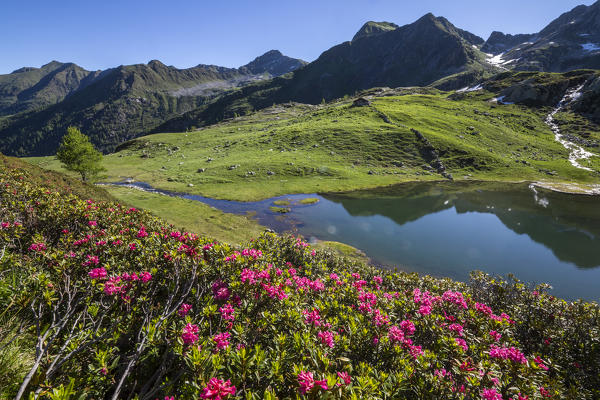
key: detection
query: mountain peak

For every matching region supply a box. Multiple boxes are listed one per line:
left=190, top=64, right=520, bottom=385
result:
left=147, top=60, right=167, bottom=71
left=411, top=13, right=484, bottom=45
left=260, top=49, right=283, bottom=57
left=240, top=50, right=306, bottom=77
left=352, top=21, right=399, bottom=41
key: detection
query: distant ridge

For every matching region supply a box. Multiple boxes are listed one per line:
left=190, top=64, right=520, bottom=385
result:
left=0, top=51, right=306, bottom=156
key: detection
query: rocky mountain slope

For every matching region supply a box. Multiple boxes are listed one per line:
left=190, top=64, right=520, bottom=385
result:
left=155, top=14, right=499, bottom=132
left=0, top=51, right=305, bottom=156
left=0, top=61, right=103, bottom=116
left=275, top=13, right=491, bottom=103
left=481, top=1, right=600, bottom=71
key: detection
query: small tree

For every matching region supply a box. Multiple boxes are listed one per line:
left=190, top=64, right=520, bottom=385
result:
left=56, top=127, right=105, bottom=182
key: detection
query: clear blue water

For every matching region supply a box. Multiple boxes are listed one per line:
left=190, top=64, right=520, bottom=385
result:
left=111, top=181, right=600, bottom=301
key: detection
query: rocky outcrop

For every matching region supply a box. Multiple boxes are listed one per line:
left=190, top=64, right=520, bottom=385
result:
left=412, top=128, right=453, bottom=180
left=481, top=32, right=536, bottom=54
left=573, top=75, right=600, bottom=122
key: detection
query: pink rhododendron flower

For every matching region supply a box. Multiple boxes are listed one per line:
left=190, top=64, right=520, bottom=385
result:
left=448, top=323, right=464, bottom=336
left=240, top=268, right=256, bottom=284
left=88, top=267, right=107, bottom=279
left=178, top=303, right=192, bottom=317
left=182, top=323, right=199, bottom=345
left=318, top=331, right=335, bottom=348
left=489, top=330, right=502, bottom=342
left=88, top=220, right=97, bottom=226
left=442, top=290, right=468, bottom=309
left=103, top=277, right=123, bottom=295
left=219, top=304, right=235, bottom=321
left=139, top=271, right=152, bottom=282
left=212, top=332, right=230, bottom=350
left=388, top=325, right=405, bottom=343
left=28, top=243, right=46, bottom=252
left=337, top=371, right=351, bottom=386
left=409, top=345, right=423, bottom=359
left=481, top=388, right=503, bottom=400
left=241, top=248, right=262, bottom=259
left=400, top=320, right=416, bottom=336
left=136, top=226, right=148, bottom=238
left=534, top=356, right=549, bottom=370
left=303, top=308, right=321, bottom=326
left=212, top=280, right=230, bottom=301
left=200, top=378, right=236, bottom=399
left=298, top=371, right=314, bottom=394
left=83, top=255, right=100, bottom=266
left=372, top=309, right=390, bottom=327
left=315, top=378, right=328, bottom=390
left=474, top=302, right=493, bottom=316
left=489, top=345, right=527, bottom=364
left=455, top=338, right=468, bottom=351
left=418, top=305, right=432, bottom=315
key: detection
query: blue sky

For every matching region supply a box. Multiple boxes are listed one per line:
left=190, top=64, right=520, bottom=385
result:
left=0, top=0, right=595, bottom=74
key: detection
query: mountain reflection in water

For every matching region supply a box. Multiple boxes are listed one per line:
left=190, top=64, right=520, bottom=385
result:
left=109, top=181, right=600, bottom=300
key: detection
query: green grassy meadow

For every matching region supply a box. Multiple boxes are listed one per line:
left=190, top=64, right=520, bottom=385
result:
left=29, top=90, right=600, bottom=202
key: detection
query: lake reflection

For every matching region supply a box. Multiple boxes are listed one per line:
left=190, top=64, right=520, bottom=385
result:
left=111, top=181, right=600, bottom=301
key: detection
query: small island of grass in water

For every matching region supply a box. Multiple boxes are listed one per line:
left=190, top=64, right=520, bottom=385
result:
left=299, top=197, right=320, bottom=205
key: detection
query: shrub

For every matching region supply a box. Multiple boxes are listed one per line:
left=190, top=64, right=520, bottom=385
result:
left=0, top=168, right=598, bottom=399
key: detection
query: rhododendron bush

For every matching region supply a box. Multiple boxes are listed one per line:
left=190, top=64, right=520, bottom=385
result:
left=0, top=169, right=599, bottom=400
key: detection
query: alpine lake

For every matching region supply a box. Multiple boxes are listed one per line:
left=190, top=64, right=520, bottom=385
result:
left=111, top=181, right=600, bottom=302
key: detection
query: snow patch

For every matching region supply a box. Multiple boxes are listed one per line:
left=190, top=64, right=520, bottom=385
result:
left=544, top=85, right=597, bottom=172
left=492, top=96, right=514, bottom=105
left=486, top=53, right=505, bottom=66
left=581, top=42, right=600, bottom=52
left=579, top=33, right=591, bottom=37
left=457, top=84, right=483, bottom=93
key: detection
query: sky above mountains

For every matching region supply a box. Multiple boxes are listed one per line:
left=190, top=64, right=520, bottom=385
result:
left=1, top=0, right=596, bottom=74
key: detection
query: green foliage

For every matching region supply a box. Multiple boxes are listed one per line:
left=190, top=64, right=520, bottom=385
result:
left=55, top=127, right=105, bottom=182
left=0, top=168, right=599, bottom=399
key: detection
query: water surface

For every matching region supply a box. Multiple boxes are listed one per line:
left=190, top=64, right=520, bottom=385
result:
left=111, top=181, right=600, bottom=301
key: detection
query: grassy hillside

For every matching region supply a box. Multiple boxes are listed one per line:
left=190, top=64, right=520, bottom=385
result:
left=31, top=85, right=600, bottom=201
left=1, top=165, right=599, bottom=399
left=0, top=153, right=114, bottom=202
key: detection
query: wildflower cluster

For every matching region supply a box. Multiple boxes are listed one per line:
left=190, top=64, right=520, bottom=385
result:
left=0, top=169, right=599, bottom=399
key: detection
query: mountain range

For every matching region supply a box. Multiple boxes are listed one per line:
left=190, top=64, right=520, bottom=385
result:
left=1, top=1, right=600, bottom=156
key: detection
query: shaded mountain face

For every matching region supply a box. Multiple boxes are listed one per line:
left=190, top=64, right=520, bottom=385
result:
left=240, top=50, right=307, bottom=77
left=481, top=1, right=600, bottom=71
left=279, top=13, right=488, bottom=103
left=0, top=61, right=103, bottom=116
left=0, top=51, right=305, bottom=156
